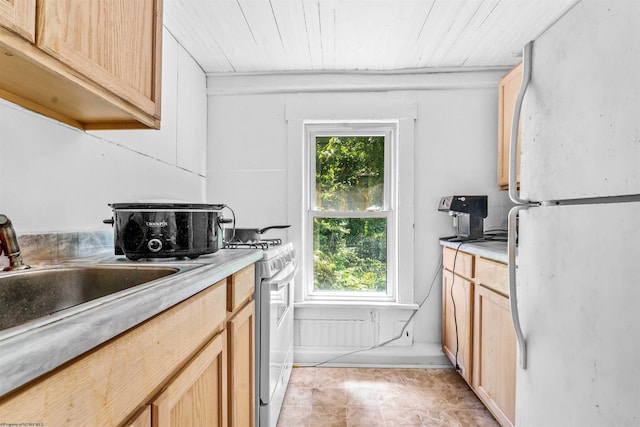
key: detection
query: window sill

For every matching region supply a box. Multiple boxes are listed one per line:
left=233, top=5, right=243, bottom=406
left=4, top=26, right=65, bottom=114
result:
left=295, top=300, right=419, bottom=310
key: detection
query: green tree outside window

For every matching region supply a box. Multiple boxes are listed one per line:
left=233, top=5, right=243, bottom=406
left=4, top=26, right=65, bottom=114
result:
left=313, top=136, right=387, bottom=292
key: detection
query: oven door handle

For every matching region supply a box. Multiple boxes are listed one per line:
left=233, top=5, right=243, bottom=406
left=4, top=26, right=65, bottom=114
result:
left=263, top=262, right=299, bottom=290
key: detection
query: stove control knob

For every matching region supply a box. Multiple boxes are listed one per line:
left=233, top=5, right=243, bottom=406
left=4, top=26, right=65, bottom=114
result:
left=148, top=238, right=163, bottom=252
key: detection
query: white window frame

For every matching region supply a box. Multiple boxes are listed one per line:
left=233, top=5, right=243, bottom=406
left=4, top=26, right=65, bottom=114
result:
left=305, top=122, right=398, bottom=302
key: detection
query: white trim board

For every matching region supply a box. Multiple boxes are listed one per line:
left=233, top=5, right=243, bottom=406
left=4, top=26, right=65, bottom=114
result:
left=293, top=342, right=450, bottom=367
left=207, top=69, right=507, bottom=96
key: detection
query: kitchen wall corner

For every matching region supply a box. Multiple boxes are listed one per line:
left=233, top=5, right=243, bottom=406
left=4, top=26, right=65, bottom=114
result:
left=0, top=29, right=207, bottom=240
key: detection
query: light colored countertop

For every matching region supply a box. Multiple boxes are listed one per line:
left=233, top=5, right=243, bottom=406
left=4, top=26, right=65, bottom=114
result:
left=439, top=239, right=508, bottom=264
left=0, top=248, right=263, bottom=398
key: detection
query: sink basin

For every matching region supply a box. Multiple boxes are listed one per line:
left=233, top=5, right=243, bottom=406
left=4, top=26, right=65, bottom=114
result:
left=0, top=265, right=180, bottom=331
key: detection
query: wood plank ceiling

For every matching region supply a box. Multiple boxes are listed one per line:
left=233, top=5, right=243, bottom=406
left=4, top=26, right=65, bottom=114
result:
left=163, top=0, right=579, bottom=74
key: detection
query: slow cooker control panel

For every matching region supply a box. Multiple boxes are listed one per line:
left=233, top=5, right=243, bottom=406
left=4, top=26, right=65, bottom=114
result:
left=147, top=238, right=163, bottom=252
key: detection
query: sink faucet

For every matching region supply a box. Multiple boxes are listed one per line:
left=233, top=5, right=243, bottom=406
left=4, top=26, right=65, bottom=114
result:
left=0, top=214, right=30, bottom=271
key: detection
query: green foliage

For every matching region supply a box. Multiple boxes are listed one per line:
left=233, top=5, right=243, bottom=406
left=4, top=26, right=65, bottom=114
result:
left=313, top=211, right=387, bottom=292
left=316, top=136, right=385, bottom=211
left=313, top=135, right=388, bottom=292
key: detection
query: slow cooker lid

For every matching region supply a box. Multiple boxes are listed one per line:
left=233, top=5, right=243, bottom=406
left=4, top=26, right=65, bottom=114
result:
left=109, top=202, right=225, bottom=210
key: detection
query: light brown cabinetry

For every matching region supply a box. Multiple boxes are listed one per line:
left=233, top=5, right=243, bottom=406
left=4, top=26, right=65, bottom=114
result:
left=441, top=248, right=516, bottom=426
left=442, top=248, right=474, bottom=383
left=0, top=263, right=257, bottom=426
left=0, top=278, right=226, bottom=425
left=473, top=273, right=517, bottom=427
left=124, top=406, right=152, bottom=427
left=227, top=264, right=256, bottom=427
left=0, top=0, right=162, bottom=129
left=0, top=0, right=34, bottom=41
left=152, top=331, right=228, bottom=427
left=498, top=62, right=523, bottom=190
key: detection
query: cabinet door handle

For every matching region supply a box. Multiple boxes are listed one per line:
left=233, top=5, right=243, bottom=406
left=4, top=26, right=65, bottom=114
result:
left=509, top=41, right=534, bottom=205
left=508, top=205, right=528, bottom=369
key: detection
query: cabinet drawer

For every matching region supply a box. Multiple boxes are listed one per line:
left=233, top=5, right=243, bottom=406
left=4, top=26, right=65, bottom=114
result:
left=227, top=264, right=255, bottom=313
left=443, top=247, right=474, bottom=280
left=476, top=257, right=509, bottom=297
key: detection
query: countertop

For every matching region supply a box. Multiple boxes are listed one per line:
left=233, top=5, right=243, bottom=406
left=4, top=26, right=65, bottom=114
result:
left=439, top=238, right=508, bottom=264
left=0, top=248, right=263, bottom=398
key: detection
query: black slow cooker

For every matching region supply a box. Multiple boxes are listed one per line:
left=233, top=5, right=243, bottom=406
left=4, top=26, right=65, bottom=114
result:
left=105, top=203, right=225, bottom=260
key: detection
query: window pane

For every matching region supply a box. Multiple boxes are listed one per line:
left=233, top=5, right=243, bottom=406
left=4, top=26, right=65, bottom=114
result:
left=315, top=136, right=384, bottom=211
left=313, top=217, right=387, bottom=292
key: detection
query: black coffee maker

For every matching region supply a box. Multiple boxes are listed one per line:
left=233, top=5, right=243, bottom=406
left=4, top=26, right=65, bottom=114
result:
left=438, top=195, right=488, bottom=240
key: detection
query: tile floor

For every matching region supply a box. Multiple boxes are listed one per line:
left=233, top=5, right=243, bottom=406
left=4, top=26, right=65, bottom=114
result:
left=277, top=367, right=500, bottom=427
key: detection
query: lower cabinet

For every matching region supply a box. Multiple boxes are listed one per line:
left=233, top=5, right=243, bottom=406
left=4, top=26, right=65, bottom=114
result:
left=226, top=264, right=256, bottom=427
left=228, top=300, right=255, bottom=427
left=124, top=406, right=152, bottom=427
left=441, top=247, right=516, bottom=426
left=473, top=284, right=517, bottom=427
left=0, top=263, right=257, bottom=427
left=442, top=269, right=474, bottom=383
left=153, top=331, right=228, bottom=427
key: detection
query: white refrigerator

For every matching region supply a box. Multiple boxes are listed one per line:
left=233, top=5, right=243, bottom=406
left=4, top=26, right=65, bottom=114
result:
left=507, top=1, right=640, bottom=426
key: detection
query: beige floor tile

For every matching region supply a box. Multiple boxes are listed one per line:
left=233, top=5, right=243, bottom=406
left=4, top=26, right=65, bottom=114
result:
left=383, top=384, right=450, bottom=409
left=381, top=407, right=463, bottom=427
left=289, top=366, right=317, bottom=387
left=308, top=406, right=347, bottom=427
left=314, top=367, right=349, bottom=388
left=278, top=367, right=499, bottom=427
left=347, top=405, right=386, bottom=426
left=398, top=368, right=441, bottom=389
left=277, top=405, right=312, bottom=427
left=282, top=386, right=314, bottom=406
left=439, top=384, right=487, bottom=410
left=452, top=409, right=501, bottom=427
left=313, top=387, right=349, bottom=407
left=345, top=385, right=390, bottom=406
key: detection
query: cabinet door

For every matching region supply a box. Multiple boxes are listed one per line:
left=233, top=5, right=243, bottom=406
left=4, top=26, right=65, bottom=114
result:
left=228, top=300, right=255, bottom=427
left=36, top=0, right=162, bottom=119
left=472, top=285, right=516, bottom=427
left=124, top=406, right=151, bottom=427
left=498, top=62, right=523, bottom=190
left=442, top=270, right=473, bottom=383
left=0, top=0, right=35, bottom=41
left=153, top=330, right=228, bottom=427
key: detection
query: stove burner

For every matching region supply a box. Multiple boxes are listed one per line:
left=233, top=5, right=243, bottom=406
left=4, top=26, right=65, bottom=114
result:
left=223, top=238, right=282, bottom=250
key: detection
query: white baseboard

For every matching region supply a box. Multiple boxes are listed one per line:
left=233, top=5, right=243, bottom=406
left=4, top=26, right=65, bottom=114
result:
left=293, top=342, right=451, bottom=368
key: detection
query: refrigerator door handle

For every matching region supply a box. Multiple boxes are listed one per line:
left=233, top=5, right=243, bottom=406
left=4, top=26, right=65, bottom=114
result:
left=509, top=40, right=534, bottom=205
left=508, top=205, right=528, bottom=369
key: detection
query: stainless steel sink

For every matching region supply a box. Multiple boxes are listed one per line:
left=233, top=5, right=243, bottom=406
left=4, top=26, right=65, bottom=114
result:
left=0, top=265, right=181, bottom=331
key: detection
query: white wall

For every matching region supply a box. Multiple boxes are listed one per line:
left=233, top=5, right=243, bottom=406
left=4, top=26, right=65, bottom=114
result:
left=0, top=29, right=207, bottom=233
left=207, top=72, right=512, bottom=360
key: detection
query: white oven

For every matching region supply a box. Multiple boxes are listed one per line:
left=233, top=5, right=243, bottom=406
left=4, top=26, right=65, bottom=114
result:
left=254, top=242, right=297, bottom=427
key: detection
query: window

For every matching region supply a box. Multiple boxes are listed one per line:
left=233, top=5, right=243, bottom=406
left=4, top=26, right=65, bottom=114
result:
left=306, top=122, right=397, bottom=301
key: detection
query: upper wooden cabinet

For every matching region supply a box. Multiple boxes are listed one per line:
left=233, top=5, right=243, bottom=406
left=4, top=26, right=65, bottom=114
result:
left=0, top=0, right=162, bottom=130
left=0, top=0, right=35, bottom=42
left=498, top=62, right=523, bottom=190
